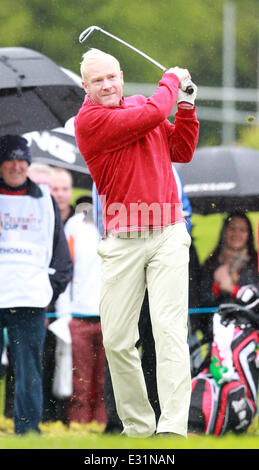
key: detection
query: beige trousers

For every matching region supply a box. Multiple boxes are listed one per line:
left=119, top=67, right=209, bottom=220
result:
left=97, top=222, right=191, bottom=437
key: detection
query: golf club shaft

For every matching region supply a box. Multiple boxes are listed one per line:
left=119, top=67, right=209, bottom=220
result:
left=79, top=25, right=166, bottom=72
left=79, top=25, right=194, bottom=94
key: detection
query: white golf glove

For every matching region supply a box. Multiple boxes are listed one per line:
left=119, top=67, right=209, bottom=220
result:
left=177, top=79, right=197, bottom=106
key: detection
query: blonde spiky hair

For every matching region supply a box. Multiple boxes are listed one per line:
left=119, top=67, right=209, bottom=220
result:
left=80, top=48, right=121, bottom=82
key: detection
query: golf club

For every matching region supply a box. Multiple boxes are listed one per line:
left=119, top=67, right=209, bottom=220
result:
left=79, top=25, right=194, bottom=95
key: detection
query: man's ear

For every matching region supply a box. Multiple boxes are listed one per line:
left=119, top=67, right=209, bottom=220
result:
left=82, top=81, right=88, bottom=93
left=120, top=70, right=124, bottom=85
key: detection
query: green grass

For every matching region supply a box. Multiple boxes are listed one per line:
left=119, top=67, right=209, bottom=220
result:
left=0, top=430, right=259, bottom=450
left=0, top=432, right=259, bottom=450
left=0, top=417, right=258, bottom=449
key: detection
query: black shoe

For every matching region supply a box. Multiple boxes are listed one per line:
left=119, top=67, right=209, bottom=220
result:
left=104, top=423, right=123, bottom=434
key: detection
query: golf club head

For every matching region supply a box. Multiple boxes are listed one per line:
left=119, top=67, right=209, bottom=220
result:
left=79, top=25, right=101, bottom=43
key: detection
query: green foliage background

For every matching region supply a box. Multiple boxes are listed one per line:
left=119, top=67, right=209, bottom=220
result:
left=0, top=1, right=259, bottom=450
left=1, top=0, right=257, bottom=85
left=0, top=0, right=258, bottom=145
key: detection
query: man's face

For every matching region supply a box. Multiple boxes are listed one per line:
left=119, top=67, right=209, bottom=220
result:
left=50, top=173, right=73, bottom=211
left=83, top=57, right=124, bottom=108
left=0, top=159, right=28, bottom=187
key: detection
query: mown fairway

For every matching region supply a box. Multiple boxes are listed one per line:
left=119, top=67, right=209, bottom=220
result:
left=0, top=417, right=258, bottom=450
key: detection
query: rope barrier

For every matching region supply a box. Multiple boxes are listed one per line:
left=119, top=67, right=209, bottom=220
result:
left=46, top=312, right=100, bottom=318
left=188, top=307, right=218, bottom=314
left=45, top=307, right=218, bottom=319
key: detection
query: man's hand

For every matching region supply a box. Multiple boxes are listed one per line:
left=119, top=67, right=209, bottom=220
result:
left=166, top=66, right=191, bottom=83
left=177, top=80, right=197, bottom=105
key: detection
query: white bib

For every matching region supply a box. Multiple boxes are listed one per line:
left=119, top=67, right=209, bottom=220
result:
left=0, top=184, right=55, bottom=308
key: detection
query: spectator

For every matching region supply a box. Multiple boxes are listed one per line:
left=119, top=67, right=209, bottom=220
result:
left=172, top=165, right=193, bottom=234
left=75, top=194, right=94, bottom=225
left=44, top=167, right=75, bottom=423
left=4, top=162, right=55, bottom=420
left=170, top=166, right=201, bottom=335
left=92, top=181, right=104, bottom=238
left=56, top=209, right=106, bottom=426
left=200, top=211, right=258, bottom=339
left=0, top=134, right=72, bottom=434
left=50, top=167, right=74, bottom=223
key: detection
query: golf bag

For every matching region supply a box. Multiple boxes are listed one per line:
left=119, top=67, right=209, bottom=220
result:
left=188, top=285, right=259, bottom=436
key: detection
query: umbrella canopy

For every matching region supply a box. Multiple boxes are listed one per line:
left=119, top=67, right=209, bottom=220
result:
left=175, top=146, right=259, bottom=214
left=0, top=47, right=84, bottom=135
left=23, top=122, right=92, bottom=189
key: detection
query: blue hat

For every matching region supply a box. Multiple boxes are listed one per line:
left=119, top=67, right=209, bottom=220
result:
left=0, top=134, right=32, bottom=166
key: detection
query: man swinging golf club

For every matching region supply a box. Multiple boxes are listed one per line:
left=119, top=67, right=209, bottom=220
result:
left=74, top=47, right=199, bottom=438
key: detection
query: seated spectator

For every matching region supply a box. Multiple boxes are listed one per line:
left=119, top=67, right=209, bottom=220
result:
left=200, top=211, right=258, bottom=339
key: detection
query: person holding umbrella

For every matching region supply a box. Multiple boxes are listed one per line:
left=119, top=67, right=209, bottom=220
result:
left=74, top=49, right=199, bottom=438
left=0, top=134, right=72, bottom=434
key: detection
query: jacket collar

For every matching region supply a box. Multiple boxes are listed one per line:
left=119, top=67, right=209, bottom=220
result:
left=0, top=177, right=43, bottom=198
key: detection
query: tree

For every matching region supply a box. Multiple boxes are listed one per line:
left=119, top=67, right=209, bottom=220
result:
left=0, top=0, right=258, bottom=87
left=0, top=0, right=258, bottom=146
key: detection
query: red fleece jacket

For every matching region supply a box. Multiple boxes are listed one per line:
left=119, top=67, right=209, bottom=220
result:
left=74, top=73, right=199, bottom=232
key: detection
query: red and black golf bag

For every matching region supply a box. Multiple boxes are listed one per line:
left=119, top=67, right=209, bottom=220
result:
left=188, top=285, right=259, bottom=436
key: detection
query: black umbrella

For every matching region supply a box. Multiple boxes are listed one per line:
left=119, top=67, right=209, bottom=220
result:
left=0, top=47, right=84, bottom=135
left=175, top=146, right=259, bottom=214
left=24, top=124, right=92, bottom=189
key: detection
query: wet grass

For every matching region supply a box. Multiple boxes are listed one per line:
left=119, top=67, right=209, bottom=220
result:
left=0, top=417, right=258, bottom=450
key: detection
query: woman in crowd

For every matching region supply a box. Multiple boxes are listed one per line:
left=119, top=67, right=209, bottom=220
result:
left=200, top=211, right=258, bottom=338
